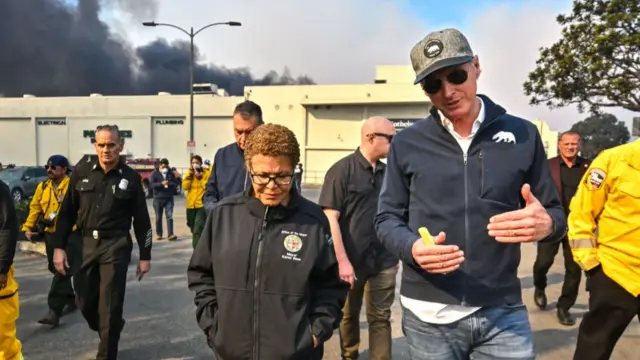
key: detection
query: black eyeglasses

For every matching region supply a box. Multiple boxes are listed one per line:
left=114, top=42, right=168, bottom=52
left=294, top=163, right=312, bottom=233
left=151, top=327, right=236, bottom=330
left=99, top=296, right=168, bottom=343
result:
left=422, top=69, right=469, bottom=94
left=373, top=133, right=394, bottom=142
left=250, top=173, right=294, bottom=186
left=45, top=164, right=57, bottom=170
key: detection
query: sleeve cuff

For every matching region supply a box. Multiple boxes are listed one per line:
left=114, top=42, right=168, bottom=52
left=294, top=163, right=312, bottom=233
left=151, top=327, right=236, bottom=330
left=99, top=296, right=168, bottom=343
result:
left=311, top=320, right=331, bottom=343
left=139, top=251, right=151, bottom=261
left=52, top=240, right=67, bottom=249
left=402, top=239, right=418, bottom=266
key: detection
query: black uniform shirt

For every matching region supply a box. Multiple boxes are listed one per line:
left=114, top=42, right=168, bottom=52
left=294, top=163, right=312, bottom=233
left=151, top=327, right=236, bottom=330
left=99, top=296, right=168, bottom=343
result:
left=318, top=149, right=398, bottom=275
left=0, top=181, right=18, bottom=275
left=55, top=158, right=152, bottom=260
left=560, top=157, right=586, bottom=213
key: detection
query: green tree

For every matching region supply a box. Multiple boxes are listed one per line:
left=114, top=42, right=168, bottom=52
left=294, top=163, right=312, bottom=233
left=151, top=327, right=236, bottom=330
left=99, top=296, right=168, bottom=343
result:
left=523, top=0, right=640, bottom=114
left=569, top=113, right=630, bottom=159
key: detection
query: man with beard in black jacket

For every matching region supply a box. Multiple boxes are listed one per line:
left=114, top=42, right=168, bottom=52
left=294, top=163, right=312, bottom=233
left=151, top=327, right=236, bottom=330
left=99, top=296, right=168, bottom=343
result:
left=188, top=123, right=348, bottom=360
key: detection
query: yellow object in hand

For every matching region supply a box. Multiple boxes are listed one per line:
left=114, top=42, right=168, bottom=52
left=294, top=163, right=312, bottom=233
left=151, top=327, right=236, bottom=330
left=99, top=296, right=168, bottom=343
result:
left=418, top=227, right=435, bottom=246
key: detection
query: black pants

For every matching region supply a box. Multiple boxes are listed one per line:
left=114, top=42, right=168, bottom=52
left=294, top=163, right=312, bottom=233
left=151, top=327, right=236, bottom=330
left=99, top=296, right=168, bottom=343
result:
left=74, top=235, right=132, bottom=360
left=573, top=266, right=640, bottom=360
left=44, top=231, right=81, bottom=315
left=532, top=236, right=582, bottom=309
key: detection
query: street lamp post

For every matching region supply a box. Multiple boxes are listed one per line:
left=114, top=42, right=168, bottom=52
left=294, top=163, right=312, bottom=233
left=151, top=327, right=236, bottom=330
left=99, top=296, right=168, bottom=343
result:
left=142, top=20, right=242, bottom=157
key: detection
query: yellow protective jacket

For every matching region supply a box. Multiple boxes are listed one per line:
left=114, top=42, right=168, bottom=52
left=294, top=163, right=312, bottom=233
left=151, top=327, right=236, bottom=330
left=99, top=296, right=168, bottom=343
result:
left=21, top=177, right=77, bottom=233
left=0, top=267, right=22, bottom=360
left=568, top=140, right=640, bottom=296
left=182, top=168, right=211, bottom=209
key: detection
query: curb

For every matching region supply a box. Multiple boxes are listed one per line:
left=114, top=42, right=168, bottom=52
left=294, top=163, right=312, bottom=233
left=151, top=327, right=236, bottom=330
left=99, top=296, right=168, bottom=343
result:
left=17, top=241, right=47, bottom=256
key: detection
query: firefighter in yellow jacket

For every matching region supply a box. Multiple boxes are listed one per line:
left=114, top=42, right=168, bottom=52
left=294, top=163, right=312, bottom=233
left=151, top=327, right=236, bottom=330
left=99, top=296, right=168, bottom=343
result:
left=568, top=139, right=640, bottom=360
left=182, top=155, right=211, bottom=248
left=21, top=155, right=81, bottom=327
left=0, top=178, right=23, bottom=360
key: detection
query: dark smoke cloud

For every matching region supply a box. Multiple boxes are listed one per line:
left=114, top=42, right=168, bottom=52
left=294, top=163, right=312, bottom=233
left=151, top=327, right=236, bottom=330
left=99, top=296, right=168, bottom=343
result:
left=0, top=0, right=314, bottom=98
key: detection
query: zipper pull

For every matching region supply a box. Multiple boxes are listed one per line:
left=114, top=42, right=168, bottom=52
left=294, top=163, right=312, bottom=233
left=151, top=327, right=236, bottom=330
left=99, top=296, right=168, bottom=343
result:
left=463, top=153, right=468, bottom=165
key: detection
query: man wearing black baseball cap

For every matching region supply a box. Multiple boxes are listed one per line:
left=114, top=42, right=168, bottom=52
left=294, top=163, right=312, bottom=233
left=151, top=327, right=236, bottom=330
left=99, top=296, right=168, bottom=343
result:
left=375, top=28, right=565, bottom=359
left=22, top=154, right=81, bottom=327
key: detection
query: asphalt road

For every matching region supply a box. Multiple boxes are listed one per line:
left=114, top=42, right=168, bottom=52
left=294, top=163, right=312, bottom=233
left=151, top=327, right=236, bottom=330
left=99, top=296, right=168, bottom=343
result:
left=13, top=188, right=639, bottom=359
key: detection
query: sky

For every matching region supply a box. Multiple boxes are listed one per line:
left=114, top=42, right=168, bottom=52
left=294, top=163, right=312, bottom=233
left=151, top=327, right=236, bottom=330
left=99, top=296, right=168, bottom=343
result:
left=101, top=0, right=635, bottom=133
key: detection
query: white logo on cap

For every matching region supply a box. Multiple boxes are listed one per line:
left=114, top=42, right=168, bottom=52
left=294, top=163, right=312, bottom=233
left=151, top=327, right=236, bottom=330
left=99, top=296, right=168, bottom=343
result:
left=424, top=39, right=444, bottom=58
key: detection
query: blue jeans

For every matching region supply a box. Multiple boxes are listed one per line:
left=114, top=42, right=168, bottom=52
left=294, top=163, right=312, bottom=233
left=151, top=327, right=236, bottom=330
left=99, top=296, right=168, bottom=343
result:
left=402, top=303, right=535, bottom=360
left=153, top=197, right=174, bottom=237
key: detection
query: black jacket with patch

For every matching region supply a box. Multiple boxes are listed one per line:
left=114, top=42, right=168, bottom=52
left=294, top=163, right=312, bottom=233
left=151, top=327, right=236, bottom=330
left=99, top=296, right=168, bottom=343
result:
left=0, top=181, right=18, bottom=275
left=187, top=189, right=348, bottom=360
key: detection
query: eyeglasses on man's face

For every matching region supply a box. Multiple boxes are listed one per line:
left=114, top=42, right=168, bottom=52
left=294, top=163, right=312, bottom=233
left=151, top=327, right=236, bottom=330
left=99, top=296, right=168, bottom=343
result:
left=250, top=173, right=294, bottom=186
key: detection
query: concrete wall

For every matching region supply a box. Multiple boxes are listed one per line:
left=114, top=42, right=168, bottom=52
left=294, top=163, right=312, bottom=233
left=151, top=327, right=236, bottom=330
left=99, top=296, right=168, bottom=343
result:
left=245, top=80, right=429, bottom=182
left=0, top=94, right=243, bottom=167
left=0, top=65, right=560, bottom=181
left=530, top=119, right=559, bottom=158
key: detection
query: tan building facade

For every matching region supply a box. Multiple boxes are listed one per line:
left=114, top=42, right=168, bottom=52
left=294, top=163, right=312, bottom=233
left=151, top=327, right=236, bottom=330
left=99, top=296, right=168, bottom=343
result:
left=0, top=65, right=557, bottom=183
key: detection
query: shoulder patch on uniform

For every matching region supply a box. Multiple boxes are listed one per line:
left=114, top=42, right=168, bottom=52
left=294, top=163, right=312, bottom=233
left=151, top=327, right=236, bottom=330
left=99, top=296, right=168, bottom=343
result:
left=586, top=168, right=607, bottom=190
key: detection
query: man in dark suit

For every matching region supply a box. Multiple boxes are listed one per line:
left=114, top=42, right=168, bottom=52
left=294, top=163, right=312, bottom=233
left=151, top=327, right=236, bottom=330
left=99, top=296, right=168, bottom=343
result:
left=533, top=131, right=591, bottom=326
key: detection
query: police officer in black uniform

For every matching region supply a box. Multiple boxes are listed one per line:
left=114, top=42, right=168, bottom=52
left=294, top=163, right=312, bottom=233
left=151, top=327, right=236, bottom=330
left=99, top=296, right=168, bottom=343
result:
left=53, top=124, right=152, bottom=360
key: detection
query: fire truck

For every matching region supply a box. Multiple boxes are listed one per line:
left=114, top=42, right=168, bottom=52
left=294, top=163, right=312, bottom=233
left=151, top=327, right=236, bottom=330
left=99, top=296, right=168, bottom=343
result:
left=75, top=155, right=183, bottom=198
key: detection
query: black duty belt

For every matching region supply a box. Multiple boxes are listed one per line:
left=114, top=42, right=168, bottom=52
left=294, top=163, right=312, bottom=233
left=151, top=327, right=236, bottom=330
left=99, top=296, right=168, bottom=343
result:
left=83, top=229, right=129, bottom=240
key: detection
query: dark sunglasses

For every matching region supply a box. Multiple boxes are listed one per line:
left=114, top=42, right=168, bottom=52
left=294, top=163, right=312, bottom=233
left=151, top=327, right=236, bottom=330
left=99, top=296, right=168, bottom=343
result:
left=373, top=133, right=394, bottom=142
left=45, top=164, right=58, bottom=170
left=423, top=69, right=468, bottom=94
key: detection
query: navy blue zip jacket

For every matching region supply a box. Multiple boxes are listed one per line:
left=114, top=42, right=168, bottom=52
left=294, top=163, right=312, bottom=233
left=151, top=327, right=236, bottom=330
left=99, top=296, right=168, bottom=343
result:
left=202, top=143, right=251, bottom=214
left=149, top=169, right=179, bottom=198
left=374, top=95, right=566, bottom=306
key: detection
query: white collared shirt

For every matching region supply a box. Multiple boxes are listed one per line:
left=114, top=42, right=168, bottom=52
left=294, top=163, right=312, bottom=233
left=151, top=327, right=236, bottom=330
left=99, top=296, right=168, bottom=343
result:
left=400, top=97, right=485, bottom=324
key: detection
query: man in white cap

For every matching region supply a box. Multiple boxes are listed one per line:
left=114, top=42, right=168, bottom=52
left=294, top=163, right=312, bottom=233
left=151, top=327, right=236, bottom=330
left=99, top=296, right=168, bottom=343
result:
left=375, top=28, right=566, bottom=359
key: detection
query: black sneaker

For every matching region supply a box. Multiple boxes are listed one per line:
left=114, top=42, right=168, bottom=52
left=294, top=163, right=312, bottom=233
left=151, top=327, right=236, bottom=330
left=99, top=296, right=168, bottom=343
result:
left=533, top=288, right=547, bottom=310
left=557, top=308, right=576, bottom=326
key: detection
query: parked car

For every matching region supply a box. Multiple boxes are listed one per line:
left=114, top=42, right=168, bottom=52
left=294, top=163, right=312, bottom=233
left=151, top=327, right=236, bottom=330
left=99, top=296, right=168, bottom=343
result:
left=0, top=166, right=49, bottom=202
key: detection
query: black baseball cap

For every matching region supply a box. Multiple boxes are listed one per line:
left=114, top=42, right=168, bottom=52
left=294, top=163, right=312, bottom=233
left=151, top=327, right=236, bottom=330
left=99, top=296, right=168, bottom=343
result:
left=47, top=155, right=69, bottom=168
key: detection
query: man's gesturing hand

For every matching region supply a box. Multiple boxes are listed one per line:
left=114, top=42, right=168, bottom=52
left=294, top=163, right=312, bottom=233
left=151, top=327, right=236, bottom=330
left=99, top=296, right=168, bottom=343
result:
left=411, top=231, right=464, bottom=274
left=487, top=183, right=553, bottom=243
